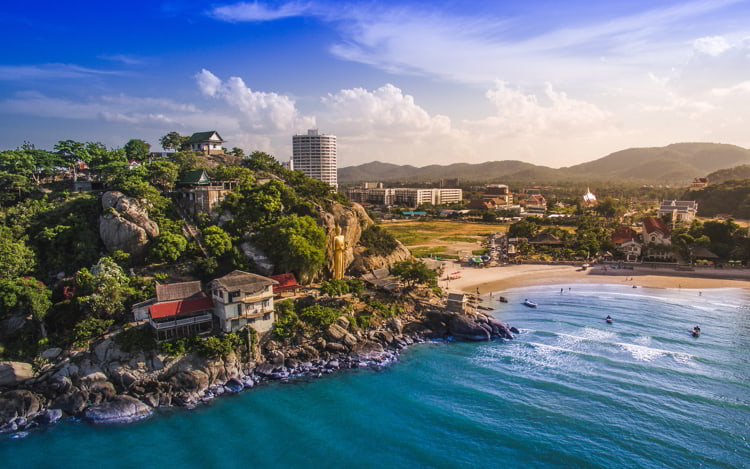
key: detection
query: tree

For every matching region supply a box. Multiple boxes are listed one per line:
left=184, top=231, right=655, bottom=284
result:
left=0, top=276, right=52, bottom=338
left=124, top=139, right=151, bottom=162
left=76, top=257, right=130, bottom=318
left=160, top=131, right=188, bottom=151
left=0, top=230, right=36, bottom=278
left=245, top=151, right=282, bottom=173
left=172, top=150, right=204, bottom=173
left=254, top=214, right=326, bottom=282
left=509, top=219, right=538, bottom=238
left=209, top=164, right=254, bottom=184
left=229, top=147, right=245, bottom=158
left=390, top=259, right=438, bottom=290
left=146, top=159, right=179, bottom=190
left=203, top=225, right=232, bottom=257
left=223, top=179, right=285, bottom=234
left=149, top=232, right=187, bottom=263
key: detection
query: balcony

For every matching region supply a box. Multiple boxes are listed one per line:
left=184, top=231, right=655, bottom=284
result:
left=149, top=313, right=213, bottom=330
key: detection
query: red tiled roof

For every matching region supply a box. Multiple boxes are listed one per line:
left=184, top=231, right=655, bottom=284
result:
left=149, top=294, right=214, bottom=320
left=612, top=226, right=638, bottom=244
left=270, top=273, right=299, bottom=292
left=643, top=216, right=670, bottom=236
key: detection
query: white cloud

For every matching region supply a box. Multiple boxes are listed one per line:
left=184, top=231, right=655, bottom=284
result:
left=195, top=69, right=314, bottom=132
left=711, top=80, right=750, bottom=97
left=0, top=63, right=122, bottom=80
left=209, top=1, right=311, bottom=22
left=98, top=54, right=148, bottom=65
left=693, top=36, right=732, bottom=56
left=319, top=84, right=451, bottom=138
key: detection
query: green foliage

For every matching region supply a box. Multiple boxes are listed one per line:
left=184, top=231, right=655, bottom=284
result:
left=118, top=176, right=171, bottom=215
left=146, top=159, right=179, bottom=190
left=299, top=304, right=340, bottom=328
left=73, top=317, right=114, bottom=348
left=254, top=214, right=326, bottom=281
left=273, top=299, right=301, bottom=340
left=159, top=336, right=197, bottom=356
left=0, top=230, right=36, bottom=278
left=359, top=224, right=399, bottom=256
left=198, top=333, right=244, bottom=358
left=159, top=131, right=188, bottom=151
left=76, top=257, right=131, bottom=317
left=124, top=139, right=151, bottom=162
left=172, top=150, right=204, bottom=173
left=0, top=277, right=52, bottom=338
left=223, top=179, right=285, bottom=233
left=691, top=180, right=750, bottom=219
left=193, top=256, right=219, bottom=282
left=320, top=279, right=350, bottom=297
left=209, top=164, right=254, bottom=184
left=115, top=325, right=156, bottom=352
left=149, top=232, right=187, bottom=263
left=390, top=259, right=438, bottom=289
left=366, top=299, right=403, bottom=318
left=202, top=225, right=232, bottom=257
left=244, top=151, right=282, bottom=173
left=509, top=219, right=539, bottom=238
left=229, top=147, right=246, bottom=158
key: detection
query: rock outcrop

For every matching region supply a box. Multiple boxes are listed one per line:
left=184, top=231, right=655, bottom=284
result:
left=83, top=395, right=151, bottom=425
left=318, top=202, right=373, bottom=278
left=348, top=242, right=411, bottom=276
left=99, top=191, right=159, bottom=254
left=0, top=362, right=34, bottom=386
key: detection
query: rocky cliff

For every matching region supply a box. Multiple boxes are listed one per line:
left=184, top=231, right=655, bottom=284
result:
left=99, top=191, right=160, bottom=255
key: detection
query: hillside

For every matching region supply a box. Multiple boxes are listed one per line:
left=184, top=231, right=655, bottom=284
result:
left=339, top=143, right=750, bottom=184
left=706, top=164, right=750, bottom=185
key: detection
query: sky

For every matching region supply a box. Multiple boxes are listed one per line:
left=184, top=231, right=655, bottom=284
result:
left=1, top=0, right=749, bottom=168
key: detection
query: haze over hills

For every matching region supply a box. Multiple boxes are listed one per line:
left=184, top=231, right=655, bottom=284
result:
left=338, top=143, right=750, bottom=185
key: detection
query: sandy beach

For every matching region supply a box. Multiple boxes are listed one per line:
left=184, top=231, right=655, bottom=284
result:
left=439, top=261, right=750, bottom=294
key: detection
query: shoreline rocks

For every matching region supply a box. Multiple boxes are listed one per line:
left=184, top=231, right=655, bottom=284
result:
left=0, top=309, right=515, bottom=437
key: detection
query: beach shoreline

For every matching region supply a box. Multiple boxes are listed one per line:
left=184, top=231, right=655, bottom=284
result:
left=439, top=262, right=750, bottom=294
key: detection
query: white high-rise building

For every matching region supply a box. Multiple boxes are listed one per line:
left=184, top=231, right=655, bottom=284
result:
left=292, top=129, right=337, bottom=188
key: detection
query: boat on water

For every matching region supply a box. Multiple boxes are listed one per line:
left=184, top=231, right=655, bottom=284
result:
left=606, top=315, right=614, bottom=324
left=522, top=299, right=537, bottom=308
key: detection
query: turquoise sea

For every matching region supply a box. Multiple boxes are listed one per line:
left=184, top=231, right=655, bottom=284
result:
left=2, top=284, right=749, bottom=468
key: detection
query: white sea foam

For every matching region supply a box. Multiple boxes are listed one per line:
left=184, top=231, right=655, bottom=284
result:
left=616, top=342, right=693, bottom=363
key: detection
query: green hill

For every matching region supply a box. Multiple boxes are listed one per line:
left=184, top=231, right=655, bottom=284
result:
left=339, top=143, right=750, bottom=184
left=706, top=164, right=750, bottom=185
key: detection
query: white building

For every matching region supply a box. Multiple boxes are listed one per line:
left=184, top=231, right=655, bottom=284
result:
left=393, top=188, right=462, bottom=208
left=292, top=129, right=337, bottom=188
left=187, top=131, right=225, bottom=155
left=658, top=200, right=698, bottom=224
left=210, top=270, right=278, bottom=334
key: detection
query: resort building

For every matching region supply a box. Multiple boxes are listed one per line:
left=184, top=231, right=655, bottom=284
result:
left=186, top=131, right=225, bottom=155
left=612, top=226, right=642, bottom=262
left=292, top=129, right=337, bottom=188
left=658, top=200, right=698, bottom=224
left=522, top=194, right=547, bottom=216
left=642, top=216, right=673, bottom=260
left=175, top=169, right=238, bottom=216
left=346, top=186, right=462, bottom=208
left=210, top=270, right=278, bottom=334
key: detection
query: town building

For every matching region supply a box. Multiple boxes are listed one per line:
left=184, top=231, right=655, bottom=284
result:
left=346, top=186, right=462, bottom=208
left=292, top=129, right=337, bottom=188
left=642, top=216, right=672, bottom=260
left=210, top=270, right=278, bottom=333
left=658, top=200, right=698, bottom=224
left=186, top=131, right=225, bottom=155
left=482, top=184, right=513, bottom=205
left=522, top=194, right=547, bottom=216
left=175, top=169, right=238, bottom=216
left=689, top=178, right=709, bottom=190
left=136, top=281, right=215, bottom=342
left=611, top=226, right=641, bottom=262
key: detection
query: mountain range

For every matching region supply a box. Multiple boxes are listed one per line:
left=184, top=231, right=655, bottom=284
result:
left=338, top=143, right=750, bottom=185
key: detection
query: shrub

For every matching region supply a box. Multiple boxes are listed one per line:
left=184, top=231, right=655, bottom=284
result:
left=116, top=325, right=156, bottom=352
left=299, top=304, right=340, bottom=328
left=359, top=225, right=399, bottom=256
left=73, top=317, right=114, bottom=348
left=274, top=300, right=301, bottom=340
left=198, top=333, right=244, bottom=358
left=320, top=279, right=349, bottom=297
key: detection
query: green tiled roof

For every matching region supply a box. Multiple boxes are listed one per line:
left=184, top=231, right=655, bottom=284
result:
left=187, top=131, right=224, bottom=144
left=180, top=169, right=209, bottom=184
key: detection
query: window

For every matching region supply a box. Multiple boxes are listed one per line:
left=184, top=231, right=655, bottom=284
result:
left=217, top=290, right=224, bottom=299
left=237, top=304, right=242, bottom=315
left=263, top=313, right=271, bottom=321
left=263, top=299, right=270, bottom=309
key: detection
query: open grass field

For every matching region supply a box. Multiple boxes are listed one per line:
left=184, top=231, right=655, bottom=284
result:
left=381, top=220, right=507, bottom=258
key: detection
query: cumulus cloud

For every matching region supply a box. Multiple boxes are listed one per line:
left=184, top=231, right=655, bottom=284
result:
left=469, top=82, right=611, bottom=136
left=693, top=36, right=732, bottom=56
left=209, top=1, right=311, bottom=22
left=195, top=69, right=314, bottom=132
left=319, top=84, right=451, bottom=138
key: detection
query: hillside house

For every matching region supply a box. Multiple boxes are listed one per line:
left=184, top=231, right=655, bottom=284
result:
left=210, top=270, right=278, bottom=333
left=132, top=281, right=214, bottom=341
left=689, top=178, right=708, bottom=190
left=187, top=131, right=225, bottom=155
left=642, top=216, right=672, bottom=260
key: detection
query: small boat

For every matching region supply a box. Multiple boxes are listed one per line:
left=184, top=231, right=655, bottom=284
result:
left=606, top=316, right=614, bottom=324
left=498, top=296, right=508, bottom=303
left=522, top=299, right=537, bottom=308
left=692, top=326, right=701, bottom=337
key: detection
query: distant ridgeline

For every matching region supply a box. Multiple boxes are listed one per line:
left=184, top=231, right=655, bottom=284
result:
left=338, top=143, right=750, bottom=185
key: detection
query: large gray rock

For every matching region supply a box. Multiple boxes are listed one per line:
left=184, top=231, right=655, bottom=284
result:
left=0, top=361, right=34, bottom=386
left=41, top=347, right=63, bottom=360
left=448, top=315, right=491, bottom=341
left=0, top=390, right=42, bottom=424
left=318, top=201, right=373, bottom=281
left=83, top=395, right=151, bottom=425
left=99, top=191, right=159, bottom=254
left=51, top=389, right=88, bottom=415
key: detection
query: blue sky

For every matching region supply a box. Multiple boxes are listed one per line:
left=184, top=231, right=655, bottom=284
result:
left=1, top=0, right=749, bottom=167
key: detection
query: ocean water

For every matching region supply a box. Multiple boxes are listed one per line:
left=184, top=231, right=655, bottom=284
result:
left=2, top=284, right=749, bottom=468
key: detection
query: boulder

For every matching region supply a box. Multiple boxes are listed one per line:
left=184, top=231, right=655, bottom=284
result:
left=99, top=191, right=159, bottom=255
left=83, top=395, right=152, bottom=425
left=487, top=319, right=514, bottom=340
left=387, top=318, right=404, bottom=335
left=318, top=201, right=372, bottom=279
left=351, top=340, right=384, bottom=358
left=0, top=361, right=34, bottom=386
left=0, top=390, right=42, bottom=424
left=448, top=315, right=491, bottom=341
left=326, top=323, right=349, bottom=342
left=167, top=370, right=209, bottom=393
left=51, top=389, right=88, bottom=415
left=348, top=242, right=412, bottom=276
left=325, top=342, right=348, bottom=353
left=41, top=347, right=63, bottom=360
left=36, top=408, right=63, bottom=425
left=0, top=313, right=29, bottom=339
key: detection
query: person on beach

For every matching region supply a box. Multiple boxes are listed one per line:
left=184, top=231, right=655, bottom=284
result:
left=560, top=288, right=563, bottom=294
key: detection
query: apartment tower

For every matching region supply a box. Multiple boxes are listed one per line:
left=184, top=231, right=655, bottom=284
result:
left=292, top=129, right=337, bottom=188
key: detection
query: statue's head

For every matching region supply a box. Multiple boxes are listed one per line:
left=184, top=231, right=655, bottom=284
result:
left=336, top=225, right=342, bottom=235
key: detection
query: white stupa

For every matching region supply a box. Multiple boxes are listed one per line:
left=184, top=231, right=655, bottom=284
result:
left=583, top=187, right=597, bottom=207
